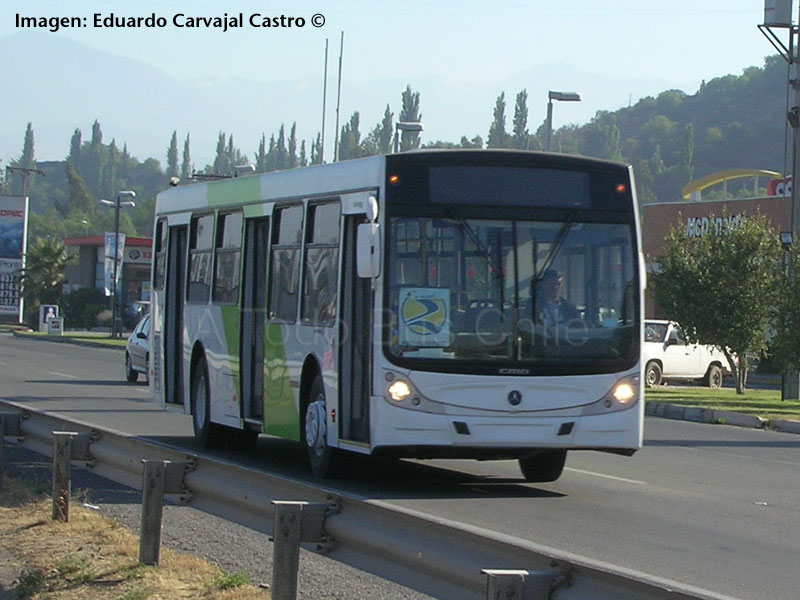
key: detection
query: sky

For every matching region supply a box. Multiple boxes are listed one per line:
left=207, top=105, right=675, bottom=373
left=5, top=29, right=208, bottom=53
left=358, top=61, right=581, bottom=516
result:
left=0, top=0, right=789, bottom=165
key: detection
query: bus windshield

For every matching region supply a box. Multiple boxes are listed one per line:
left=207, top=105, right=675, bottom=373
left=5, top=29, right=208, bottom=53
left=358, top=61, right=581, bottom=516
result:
left=385, top=215, right=638, bottom=374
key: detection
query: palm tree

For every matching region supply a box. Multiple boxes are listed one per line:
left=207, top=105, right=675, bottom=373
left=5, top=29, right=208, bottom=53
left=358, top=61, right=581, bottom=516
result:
left=17, top=238, right=73, bottom=318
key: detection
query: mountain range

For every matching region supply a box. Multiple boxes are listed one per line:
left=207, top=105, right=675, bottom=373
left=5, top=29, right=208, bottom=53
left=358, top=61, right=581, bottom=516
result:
left=0, top=32, right=688, bottom=167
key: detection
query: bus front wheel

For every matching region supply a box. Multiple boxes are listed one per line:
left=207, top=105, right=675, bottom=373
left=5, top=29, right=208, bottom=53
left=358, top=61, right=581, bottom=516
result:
left=192, top=356, right=223, bottom=448
left=304, top=374, right=345, bottom=478
left=518, top=450, right=567, bottom=483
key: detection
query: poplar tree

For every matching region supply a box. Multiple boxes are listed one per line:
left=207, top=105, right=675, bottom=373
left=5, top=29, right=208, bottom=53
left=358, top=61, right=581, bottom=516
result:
left=399, top=85, right=422, bottom=151
left=511, top=90, right=529, bottom=149
left=181, top=134, right=192, bottom=180
left=18, top=122, right=35, bottom=168
left=378, top=104, right=394, bottom=154
left=338, top=112, right=362, bottom=160
left=167, top=131, right=179, bottom=178
left=255, top=134, right=268, bottom=172
left=488, top=93, right=508, bottom=148
left=288, top=123, right=298, bottom=168
left=310, top=133, right=323, bottom=165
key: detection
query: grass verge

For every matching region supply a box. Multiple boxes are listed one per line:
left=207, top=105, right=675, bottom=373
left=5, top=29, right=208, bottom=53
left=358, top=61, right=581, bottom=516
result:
left=646, top=386, right=800, bottom=422
left=0, top=475, right=269, bottom=599
left=8, top=330, right=128, bottom=348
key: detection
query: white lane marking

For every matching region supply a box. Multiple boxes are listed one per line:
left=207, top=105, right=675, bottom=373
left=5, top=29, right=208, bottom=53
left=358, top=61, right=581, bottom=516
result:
left=48, top=371, right=79, bottom=380
left=565, top=467, right=646, bottom=485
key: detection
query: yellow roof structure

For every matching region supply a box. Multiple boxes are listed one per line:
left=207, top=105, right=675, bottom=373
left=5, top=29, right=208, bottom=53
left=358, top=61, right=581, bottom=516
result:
left=681, top=169, right=781, bottom=200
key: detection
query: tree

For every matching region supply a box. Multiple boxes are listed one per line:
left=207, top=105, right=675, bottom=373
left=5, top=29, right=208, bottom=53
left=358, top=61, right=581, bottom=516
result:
left=68, top=128, right=82, bottom=167
left=63, top=162, right=94, bottom=215
left=167, top=131, right=179, bottom=178
left=310, top=133, right=323, bottom=165
left=653, top=212, right=782, bottom=393
left=181, top=134, right=192, bottom=181
left=255, top=133, right=268, bottom=172
left=488, top=92, right=508, bottom=148
left=288, top=123, right=298, bottom=168
left=213, top=132, right=228, bottom=174
left=399, top=85, right=422, bottom=151
left=377, top=105, right=394, bottom=154
left=511, top=90, right=529, bottom=149
left=8, top=122, right=37, bottom=195
left=17, top=238, right=73, bottom=323
left=338, top=112, right=362, bottom=160
left=18, top=122, right=35, bottom=169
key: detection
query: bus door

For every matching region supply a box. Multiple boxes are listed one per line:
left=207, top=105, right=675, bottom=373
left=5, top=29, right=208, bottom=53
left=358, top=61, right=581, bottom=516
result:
left=241, top=217, right=270, bottom=422
left=339, top=214, right=372, bottom=443
left=164, top=225, right=188, bottom=406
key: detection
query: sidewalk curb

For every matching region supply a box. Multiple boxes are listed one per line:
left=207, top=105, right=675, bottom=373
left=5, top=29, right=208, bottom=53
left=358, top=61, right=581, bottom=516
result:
left=646, top=401, right=799, bottom=433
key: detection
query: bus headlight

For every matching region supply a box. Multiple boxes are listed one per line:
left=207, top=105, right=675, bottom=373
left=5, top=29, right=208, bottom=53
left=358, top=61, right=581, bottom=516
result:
left=613, top=381, right=636, bottom=404
left=388, top=379, right=412, bottom=402
left=582, top=375, right=640, bottom=416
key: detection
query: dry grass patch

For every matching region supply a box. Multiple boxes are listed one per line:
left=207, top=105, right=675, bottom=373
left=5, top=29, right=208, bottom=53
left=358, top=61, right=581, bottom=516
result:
left=0, top=476, right=269, bottom=599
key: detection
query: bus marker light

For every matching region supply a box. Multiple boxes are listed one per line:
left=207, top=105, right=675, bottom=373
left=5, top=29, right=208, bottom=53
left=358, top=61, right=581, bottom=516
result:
left=388, top=174, right=400, bottom=185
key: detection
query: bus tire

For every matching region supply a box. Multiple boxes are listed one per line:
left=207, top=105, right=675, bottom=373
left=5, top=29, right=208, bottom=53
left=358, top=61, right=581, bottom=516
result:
left=518, top=450, right=567, bottom=483
left=191, top=356, right=223, bottom=448
left=644, top=361, right=662, bottom=388
left=304, top=374, right=345, bottom=478
left=705, top=364, right=723, bottom=389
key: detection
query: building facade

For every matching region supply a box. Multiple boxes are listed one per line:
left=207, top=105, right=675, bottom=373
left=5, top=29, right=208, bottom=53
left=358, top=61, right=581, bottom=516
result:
left=64, top=235, right=152, bottom=326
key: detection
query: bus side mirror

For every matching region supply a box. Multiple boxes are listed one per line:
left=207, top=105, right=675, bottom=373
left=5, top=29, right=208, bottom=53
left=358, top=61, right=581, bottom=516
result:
left=356, top=223, right=381, bottom=278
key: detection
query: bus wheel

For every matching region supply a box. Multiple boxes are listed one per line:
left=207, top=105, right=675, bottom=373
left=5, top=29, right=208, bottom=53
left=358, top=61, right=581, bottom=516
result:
left=192, top=356, right=223, bottom=448
left=304, top=374, right=344, bottom=478
left=518, top=450, right=567, bottom=483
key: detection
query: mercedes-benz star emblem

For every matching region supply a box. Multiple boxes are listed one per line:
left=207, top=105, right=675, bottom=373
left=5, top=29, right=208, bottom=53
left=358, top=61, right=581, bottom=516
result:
left=508, top=390, right=522, bottom=406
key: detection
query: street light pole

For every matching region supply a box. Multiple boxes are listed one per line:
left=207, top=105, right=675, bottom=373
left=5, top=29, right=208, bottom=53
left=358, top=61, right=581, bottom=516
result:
left=394, top=121, right=425, bottom=153
left=544, top=91, right=581, bottom=152
left=759, top=3, right=800, bottom=399
left=100, top=191, right=136, bottom=338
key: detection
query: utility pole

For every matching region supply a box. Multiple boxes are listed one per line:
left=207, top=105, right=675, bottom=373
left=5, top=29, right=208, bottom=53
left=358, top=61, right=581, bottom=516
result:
left=759, top=0, right=800, bottom=399
left=5, top=166, right=44, bottom=197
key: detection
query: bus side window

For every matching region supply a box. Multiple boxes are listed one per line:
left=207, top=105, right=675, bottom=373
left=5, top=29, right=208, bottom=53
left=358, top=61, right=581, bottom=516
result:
left=269, top=205, right=303, bottom=322
left=302, top=202, right=340, bottom=326
left=187, top=214, right=214, bottom=303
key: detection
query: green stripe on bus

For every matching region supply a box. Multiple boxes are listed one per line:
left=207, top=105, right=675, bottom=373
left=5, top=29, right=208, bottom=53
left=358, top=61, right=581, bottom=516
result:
left=264, top=323, right=300, bottom=440
left=206, top=176, right=262, bottom=207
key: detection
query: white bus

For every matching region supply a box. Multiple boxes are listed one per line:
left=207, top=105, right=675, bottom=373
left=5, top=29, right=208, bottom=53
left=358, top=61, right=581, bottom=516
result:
left=150, top=150, right=644, bottom=481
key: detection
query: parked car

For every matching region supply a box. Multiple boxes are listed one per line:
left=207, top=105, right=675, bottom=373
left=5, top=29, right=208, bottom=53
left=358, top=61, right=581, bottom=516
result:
left=643, top=320, right=727, bottom=389
left=125, top=313, right=150, bottom=383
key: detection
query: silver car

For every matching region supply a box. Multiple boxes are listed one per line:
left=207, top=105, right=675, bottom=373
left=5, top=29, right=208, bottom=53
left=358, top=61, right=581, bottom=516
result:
left=125, top=313, right=150, bottom=382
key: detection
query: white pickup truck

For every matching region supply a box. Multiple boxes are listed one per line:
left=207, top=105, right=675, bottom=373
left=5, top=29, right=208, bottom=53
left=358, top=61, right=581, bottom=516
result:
left=643, top=320, right=727, bottom=389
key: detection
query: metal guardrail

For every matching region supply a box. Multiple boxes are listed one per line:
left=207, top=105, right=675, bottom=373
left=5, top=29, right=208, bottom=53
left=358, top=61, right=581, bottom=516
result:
left=0, top=400, right=739, bottom=600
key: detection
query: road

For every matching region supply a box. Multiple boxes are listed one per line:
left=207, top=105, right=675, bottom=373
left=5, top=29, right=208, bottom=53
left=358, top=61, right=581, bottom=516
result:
left=1, top=332, right=798, bottom=600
